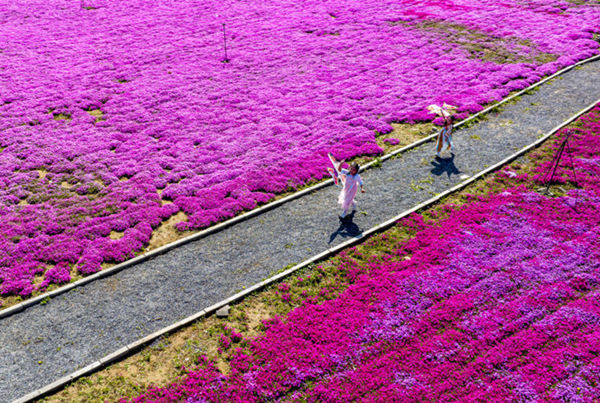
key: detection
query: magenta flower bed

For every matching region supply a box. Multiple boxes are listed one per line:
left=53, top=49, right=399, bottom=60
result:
left=1, top=1, right=600, bottom=296
left=127, top=106, right=600, bottom=401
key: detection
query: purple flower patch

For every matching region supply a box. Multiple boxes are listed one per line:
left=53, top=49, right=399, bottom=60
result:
left=1, top=0, right=600, bottom=299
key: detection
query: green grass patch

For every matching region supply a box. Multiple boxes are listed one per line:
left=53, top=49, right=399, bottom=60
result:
left=407, top=21, right=557, bottom=65
left=85, top=108, right=104, bottom=123
left=53, top=113, right=71, bottom=121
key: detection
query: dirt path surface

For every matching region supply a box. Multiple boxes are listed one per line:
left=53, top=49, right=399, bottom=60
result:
left=3, top=61, right=600, bottom=402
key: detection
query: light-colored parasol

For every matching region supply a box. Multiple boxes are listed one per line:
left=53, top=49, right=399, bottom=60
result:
left=427, top=103, right=457, bottom=118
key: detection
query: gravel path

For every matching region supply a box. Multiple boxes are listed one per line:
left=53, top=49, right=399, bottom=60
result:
left=3, top=61, right=600, bottom=402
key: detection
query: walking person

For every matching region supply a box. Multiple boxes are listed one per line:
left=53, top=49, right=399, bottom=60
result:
left=328, top=153, right=365, bottom=219
left=427, top=103, right=457, bottom=158
left=436, top=114, right=455, bottom=158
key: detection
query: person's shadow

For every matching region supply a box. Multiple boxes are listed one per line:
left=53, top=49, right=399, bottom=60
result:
left=328, top=211, right=363, bottom=244
left=431, top=153, right=461, bottom=178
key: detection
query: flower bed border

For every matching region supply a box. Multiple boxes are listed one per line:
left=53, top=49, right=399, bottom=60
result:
left=3, top=53, right=599, bottom=323
left=14, top=101, right=600, bottom=403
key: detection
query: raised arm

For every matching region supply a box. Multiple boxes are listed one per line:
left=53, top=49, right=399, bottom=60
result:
left=328, top=152, right=345, bottom=173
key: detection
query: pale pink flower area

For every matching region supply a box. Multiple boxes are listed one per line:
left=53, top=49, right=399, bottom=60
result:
left=1, top=0, right=600, bottom=296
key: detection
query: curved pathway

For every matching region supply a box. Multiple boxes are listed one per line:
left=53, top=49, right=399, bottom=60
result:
left=3, top=60, right=600, bottom=402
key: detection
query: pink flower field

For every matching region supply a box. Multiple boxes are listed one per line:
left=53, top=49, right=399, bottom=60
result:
left=1, top=0, right=600, bottom=297
left=125, top=106, right=600, bottom=402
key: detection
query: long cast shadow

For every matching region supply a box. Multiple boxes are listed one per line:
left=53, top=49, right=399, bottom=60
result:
left=328, top=211, right=363, bottom=244
left=431, top=153, right=461, bottom=178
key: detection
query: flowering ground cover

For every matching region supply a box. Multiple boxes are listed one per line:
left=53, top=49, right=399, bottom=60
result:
left=109, top=105, right=600, bottom=402
left=1, top=0, right=600, bottom=299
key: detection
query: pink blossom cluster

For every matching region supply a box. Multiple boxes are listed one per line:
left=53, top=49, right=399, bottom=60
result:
left=1, top=0, right=600, bottom=297
left=126, top=106, right=600, bottom=401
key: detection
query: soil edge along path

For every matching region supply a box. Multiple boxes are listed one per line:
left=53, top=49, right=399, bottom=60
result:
left=2, top=61, right=600, bottom=402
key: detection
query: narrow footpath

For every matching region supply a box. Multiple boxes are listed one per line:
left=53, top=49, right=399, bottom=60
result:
left=3, top=60, right=600, bottom=402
